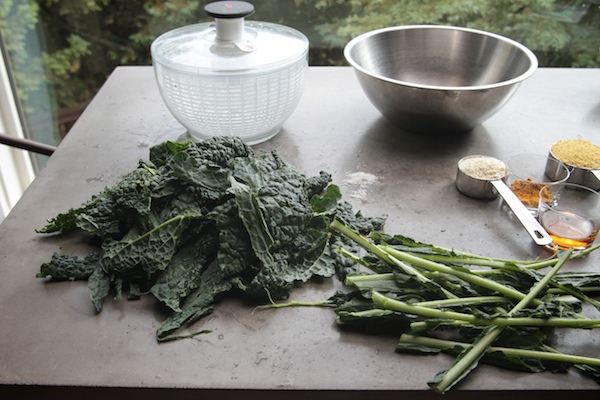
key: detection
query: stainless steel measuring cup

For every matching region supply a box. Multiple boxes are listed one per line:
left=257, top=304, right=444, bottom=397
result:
left=546, top=147, right=600, bottom=190
left=456, top=155, right=553, bottom=246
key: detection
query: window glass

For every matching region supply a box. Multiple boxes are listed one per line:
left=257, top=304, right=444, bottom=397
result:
left=1, top=0, right=598, bottom=169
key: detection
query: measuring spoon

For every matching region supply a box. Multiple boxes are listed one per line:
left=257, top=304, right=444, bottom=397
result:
left=456, top=155, right=553, bottom=247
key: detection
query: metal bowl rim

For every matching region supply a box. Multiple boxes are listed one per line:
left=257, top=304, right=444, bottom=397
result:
left=343, top=24, right=539, bottom=91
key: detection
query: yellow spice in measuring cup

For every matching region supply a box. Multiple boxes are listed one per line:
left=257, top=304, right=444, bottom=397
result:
left=551, top=139, right=600, bottom=169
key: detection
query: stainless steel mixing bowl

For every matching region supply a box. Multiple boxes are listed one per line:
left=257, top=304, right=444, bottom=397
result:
left=344, top=25, right=538, bottom=134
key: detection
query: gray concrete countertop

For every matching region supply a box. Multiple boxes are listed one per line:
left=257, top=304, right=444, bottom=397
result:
left=1, top=66, right=599, bottom=399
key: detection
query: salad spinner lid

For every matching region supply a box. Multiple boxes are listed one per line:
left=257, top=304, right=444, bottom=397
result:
left=151, top=1, right=309, bottom=73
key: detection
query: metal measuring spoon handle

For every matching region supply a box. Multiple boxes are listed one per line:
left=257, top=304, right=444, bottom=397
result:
left=490, top=180, right=553, bottom=246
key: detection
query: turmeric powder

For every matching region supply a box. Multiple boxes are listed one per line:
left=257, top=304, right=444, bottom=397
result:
left=509, top=179, right=552, bottom=208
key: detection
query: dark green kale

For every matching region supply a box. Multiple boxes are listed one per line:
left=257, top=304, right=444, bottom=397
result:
left=36, top=161, right=160, bottom=239
left=37, top=135, right=385, bottom=341
left=37, top=252, right=101, bottom=281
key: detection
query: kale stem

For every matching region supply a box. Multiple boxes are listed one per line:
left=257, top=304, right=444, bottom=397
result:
left=387, top=254, right=458, bottom=299
left=410, top=320, right=463, bottom=331
left=331, top=219, right=394, bottom=264
left=432, top=325, right=503, bottom=393
left=345, top=273, right=395, bottom=284
left=336, top=308, right=395, bottom=320
left=369, top=231, right=572, bottom=268
left=405, top=253, right=532, bottom=269
left=415, top=296, right=510, bottom=308
left=548, top=286, right=600, bottom=294
left=380, top=241, right=600, bottom=274
left=373, top=292, right=600, bottom=328
left=254, top=300, right=335, bottom=310
left=382, top=245, right=540, bottom=306
left=336, top=247, right=374, bottom=269
left=546, top=281, right=600, bottom=310
left=399, top=334, right=600, bottom=367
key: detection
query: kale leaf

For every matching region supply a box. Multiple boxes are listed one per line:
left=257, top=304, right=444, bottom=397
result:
left=37, top=252, right=101, bottom=281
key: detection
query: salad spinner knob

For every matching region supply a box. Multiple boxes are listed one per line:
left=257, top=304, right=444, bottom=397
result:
left=205, top=1, right=256, bottom=43
left=204, top=1, right=255, bottom=19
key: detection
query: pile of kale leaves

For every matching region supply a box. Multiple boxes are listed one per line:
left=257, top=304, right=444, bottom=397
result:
left=36, top=135, right=384, bottom=341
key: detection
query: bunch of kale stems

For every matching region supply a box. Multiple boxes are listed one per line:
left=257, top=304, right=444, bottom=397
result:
left=36, top=136, right=600, bottom=393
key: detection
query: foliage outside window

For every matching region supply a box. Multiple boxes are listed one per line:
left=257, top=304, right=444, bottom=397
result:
left=0, top=0, right=598, bottom=159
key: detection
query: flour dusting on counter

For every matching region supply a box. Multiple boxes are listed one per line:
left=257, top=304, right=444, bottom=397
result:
left=344, top=172, right=379, bottom=201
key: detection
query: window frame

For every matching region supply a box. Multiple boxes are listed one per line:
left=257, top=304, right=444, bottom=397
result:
left=0, top=35, right=35, bottom=222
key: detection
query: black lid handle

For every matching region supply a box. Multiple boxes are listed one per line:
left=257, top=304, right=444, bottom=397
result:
left=205, top=1, right=255, bottom=19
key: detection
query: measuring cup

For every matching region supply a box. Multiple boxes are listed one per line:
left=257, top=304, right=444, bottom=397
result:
left=546, top=146, right=600, bottom=190
left=456, top=155, right=553, bottom=246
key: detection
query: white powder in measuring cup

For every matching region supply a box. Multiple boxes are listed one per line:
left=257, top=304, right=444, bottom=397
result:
left=458, top=155, right=506, bottom=180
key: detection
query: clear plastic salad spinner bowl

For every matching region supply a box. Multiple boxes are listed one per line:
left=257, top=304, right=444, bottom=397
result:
left=151, top=1, right=309, bottom=144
